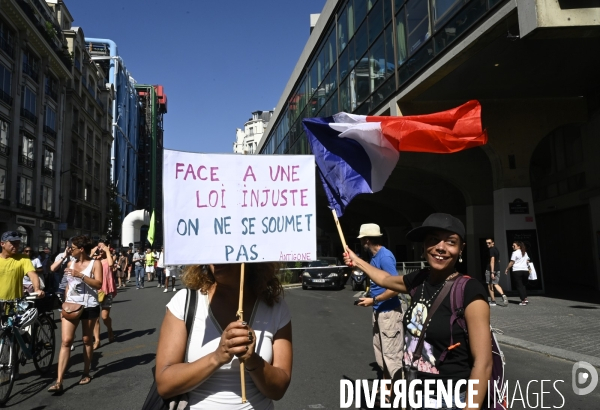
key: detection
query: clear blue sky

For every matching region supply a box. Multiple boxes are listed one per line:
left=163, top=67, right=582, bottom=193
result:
left=67, top=0, right=326, bottom=153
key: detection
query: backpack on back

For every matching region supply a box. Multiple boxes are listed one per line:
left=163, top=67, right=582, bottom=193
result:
left=408, top=270, right=507, bottom=410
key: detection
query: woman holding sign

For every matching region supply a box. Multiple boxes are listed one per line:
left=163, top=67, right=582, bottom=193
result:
left=155, top=263, right=293, bottom=409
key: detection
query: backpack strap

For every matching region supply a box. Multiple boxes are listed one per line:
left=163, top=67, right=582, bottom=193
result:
left=439, top=275, right=471, bottom=363
left=183, top=288, right=198, bottom=362
left=408, top=269, right=429, bottom=298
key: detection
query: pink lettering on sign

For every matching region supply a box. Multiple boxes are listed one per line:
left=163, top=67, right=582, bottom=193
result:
left=175, top=164, right=220, bottom=181
left=279, top=252, right=311, bottom=261
left=269, top=165, right=302, bottom=182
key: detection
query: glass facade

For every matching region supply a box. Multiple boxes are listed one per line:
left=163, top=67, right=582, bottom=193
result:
left=261, top=0, right=500, bottom=155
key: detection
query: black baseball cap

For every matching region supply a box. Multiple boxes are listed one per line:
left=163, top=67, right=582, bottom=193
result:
left=406, top=213, right=465, bottom=242
left=1, top=231, right=22, bottom=242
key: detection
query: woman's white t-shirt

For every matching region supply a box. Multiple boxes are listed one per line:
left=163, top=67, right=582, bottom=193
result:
left=511, top=250, right=529, bottom=271
left=65, top=260, right=99, bottom=308
left=166, top=290, right=291, bottom=410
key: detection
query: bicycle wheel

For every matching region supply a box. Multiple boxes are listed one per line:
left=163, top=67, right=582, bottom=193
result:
left=0, top=330, right=17, bottom=405
left=32, top=315, right=55, bottom=375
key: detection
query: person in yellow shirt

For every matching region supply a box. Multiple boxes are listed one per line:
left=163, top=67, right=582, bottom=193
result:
left=145, top=248, right=155, bottom=282
left=0, top=231, right=45, bottom=300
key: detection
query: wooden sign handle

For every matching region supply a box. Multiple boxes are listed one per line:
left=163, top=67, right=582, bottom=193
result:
left=237, top=263, right=247, bottom=403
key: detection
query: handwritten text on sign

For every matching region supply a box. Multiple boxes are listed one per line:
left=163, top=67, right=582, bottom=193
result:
left=163, top=150, right=317, bottom=265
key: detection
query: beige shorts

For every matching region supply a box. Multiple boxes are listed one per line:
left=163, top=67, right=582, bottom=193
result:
left=373, top=307, right=404, bottom=379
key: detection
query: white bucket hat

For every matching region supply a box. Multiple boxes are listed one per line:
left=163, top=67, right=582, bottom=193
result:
left=357, top=223, right=383, bottom=238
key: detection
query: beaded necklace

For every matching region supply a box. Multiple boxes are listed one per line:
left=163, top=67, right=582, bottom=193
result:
left=418, top=271, right=459, bottom=309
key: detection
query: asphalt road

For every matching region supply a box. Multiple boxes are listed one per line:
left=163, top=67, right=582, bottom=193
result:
left=6, top=283, right=600, bottom=409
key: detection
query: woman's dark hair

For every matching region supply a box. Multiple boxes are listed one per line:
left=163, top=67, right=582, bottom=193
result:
left=514, top=241, right=527, bottom=257
left=182, top=263, right=284, bottom=306
left=71, top=235, right=94, bottom=254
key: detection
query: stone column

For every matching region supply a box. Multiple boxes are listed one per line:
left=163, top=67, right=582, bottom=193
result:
left=466, top=205, right=494, bottom=281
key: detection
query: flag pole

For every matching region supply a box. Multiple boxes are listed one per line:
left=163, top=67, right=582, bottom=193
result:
left=331, top=209, right=348, bottom=250
left=236, top=263, right=247, bottom=403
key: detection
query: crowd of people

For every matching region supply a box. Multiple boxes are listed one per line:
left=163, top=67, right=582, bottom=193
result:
left=1, top=216, right=535, bottom=409
left=0, top=231, right=185, bottom=394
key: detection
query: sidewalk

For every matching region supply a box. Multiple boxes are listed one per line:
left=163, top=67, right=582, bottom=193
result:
left=490, top=295, right=600, bottom=367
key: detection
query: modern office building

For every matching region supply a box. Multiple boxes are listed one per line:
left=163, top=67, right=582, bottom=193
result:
left=257, top=0, right=600, bottom=293
left=85, top=41, right=168, bottom=246
left=0, top=0, right=73, bottom=251
left=60, top=21, right=114, bottom=247
left=134, top=84, right=167, bottom=246
left=233, top=110, right=273, bottom=154
left=85, top=37, right=140, bottom=227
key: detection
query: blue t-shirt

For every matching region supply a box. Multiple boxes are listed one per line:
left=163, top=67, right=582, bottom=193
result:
left=369, top=246, right=400, bottom=312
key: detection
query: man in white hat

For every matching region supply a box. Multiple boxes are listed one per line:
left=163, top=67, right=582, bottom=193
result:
left=355, top=223, right=403, bottom=398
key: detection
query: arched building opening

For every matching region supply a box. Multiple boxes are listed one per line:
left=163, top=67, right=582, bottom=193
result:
left=530, top=124, right=596, bottom=290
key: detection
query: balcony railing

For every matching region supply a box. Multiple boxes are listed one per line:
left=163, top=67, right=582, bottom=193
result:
left=41, top=209, right=53, bottom=217
left=74, top=58, right=81, bottom=71
left=0, top=143, right=9, bottom=156
left=0, top=37, right=14, bottom=58
left=0, top=89, right=12, bottom=106
left=42, top=166, right=54, bottom=177
left=20, top=108, right=38, bottom=124
left=19, top=155, right=35, bottom=168
left=43, top=125, right=57, bottom=138
left=22, top=62, right=39, bottom=79
left=17, top=203, right=35, bottom=211
left=45, top=86, right=57, bottom=101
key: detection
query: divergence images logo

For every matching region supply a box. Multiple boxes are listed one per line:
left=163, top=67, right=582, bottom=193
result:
left=572, top=361, right=598, bottom=396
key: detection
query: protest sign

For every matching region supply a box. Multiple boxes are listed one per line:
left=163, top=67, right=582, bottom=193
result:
left=163, top=150, right=317, bottom=265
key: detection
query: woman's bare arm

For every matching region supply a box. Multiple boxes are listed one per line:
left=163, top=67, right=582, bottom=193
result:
left=244, top=321, right=293, bottom=400
left=464, top=298, right=493, bottom=409
left=155, top=312, right=254, bottom=398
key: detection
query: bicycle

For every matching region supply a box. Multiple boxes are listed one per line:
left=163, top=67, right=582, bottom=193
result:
left=0, top=293, right=57, bottom=405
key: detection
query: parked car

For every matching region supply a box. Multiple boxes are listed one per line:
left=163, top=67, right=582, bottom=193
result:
left=301, top=257, right=346, bottom=290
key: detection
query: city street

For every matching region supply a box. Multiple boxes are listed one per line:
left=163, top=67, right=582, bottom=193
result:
left=5, top=281, right=599, bottom=409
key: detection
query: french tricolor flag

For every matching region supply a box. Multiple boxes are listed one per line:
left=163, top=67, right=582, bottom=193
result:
left=302, top=100, right=487, bottom=217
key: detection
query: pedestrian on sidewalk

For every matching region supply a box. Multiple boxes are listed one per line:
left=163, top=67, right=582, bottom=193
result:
left=343, top=213, right=492, bottom=410
left=145, top=248, right=155, bottom=282
left=485, top=238, right=508, bottom=306
left=50, top=238, right=76, bottom=302
left=354, top=223, right=403, bottom=402
left=155, top=247, right=165, bottom=288
left=48, top=235, right=103, bottom=393
left=126, top=248, right=134, bottom=284
left=506, top=241, right=530, bottom=305
left=92, top=241, right=117, bottom=348
left=116, top=250, right=128, bottom=288
left=163, top=265, right=177, bottom=292
left=154, top=263, right=293, bottom=408
left=133, top=247, right=145, bottom=289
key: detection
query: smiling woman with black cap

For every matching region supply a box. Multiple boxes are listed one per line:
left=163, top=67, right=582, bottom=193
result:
left=343, top=213, right=492, bottom=410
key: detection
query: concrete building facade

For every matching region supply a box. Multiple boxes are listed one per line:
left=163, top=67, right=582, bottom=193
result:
left=257, top=0, right=600, bottom=294
left=0, top=0, right=72, bottom=252
left=61, top=21, right=114, bottom=247
left=233, top=110, right=273, bottom=154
